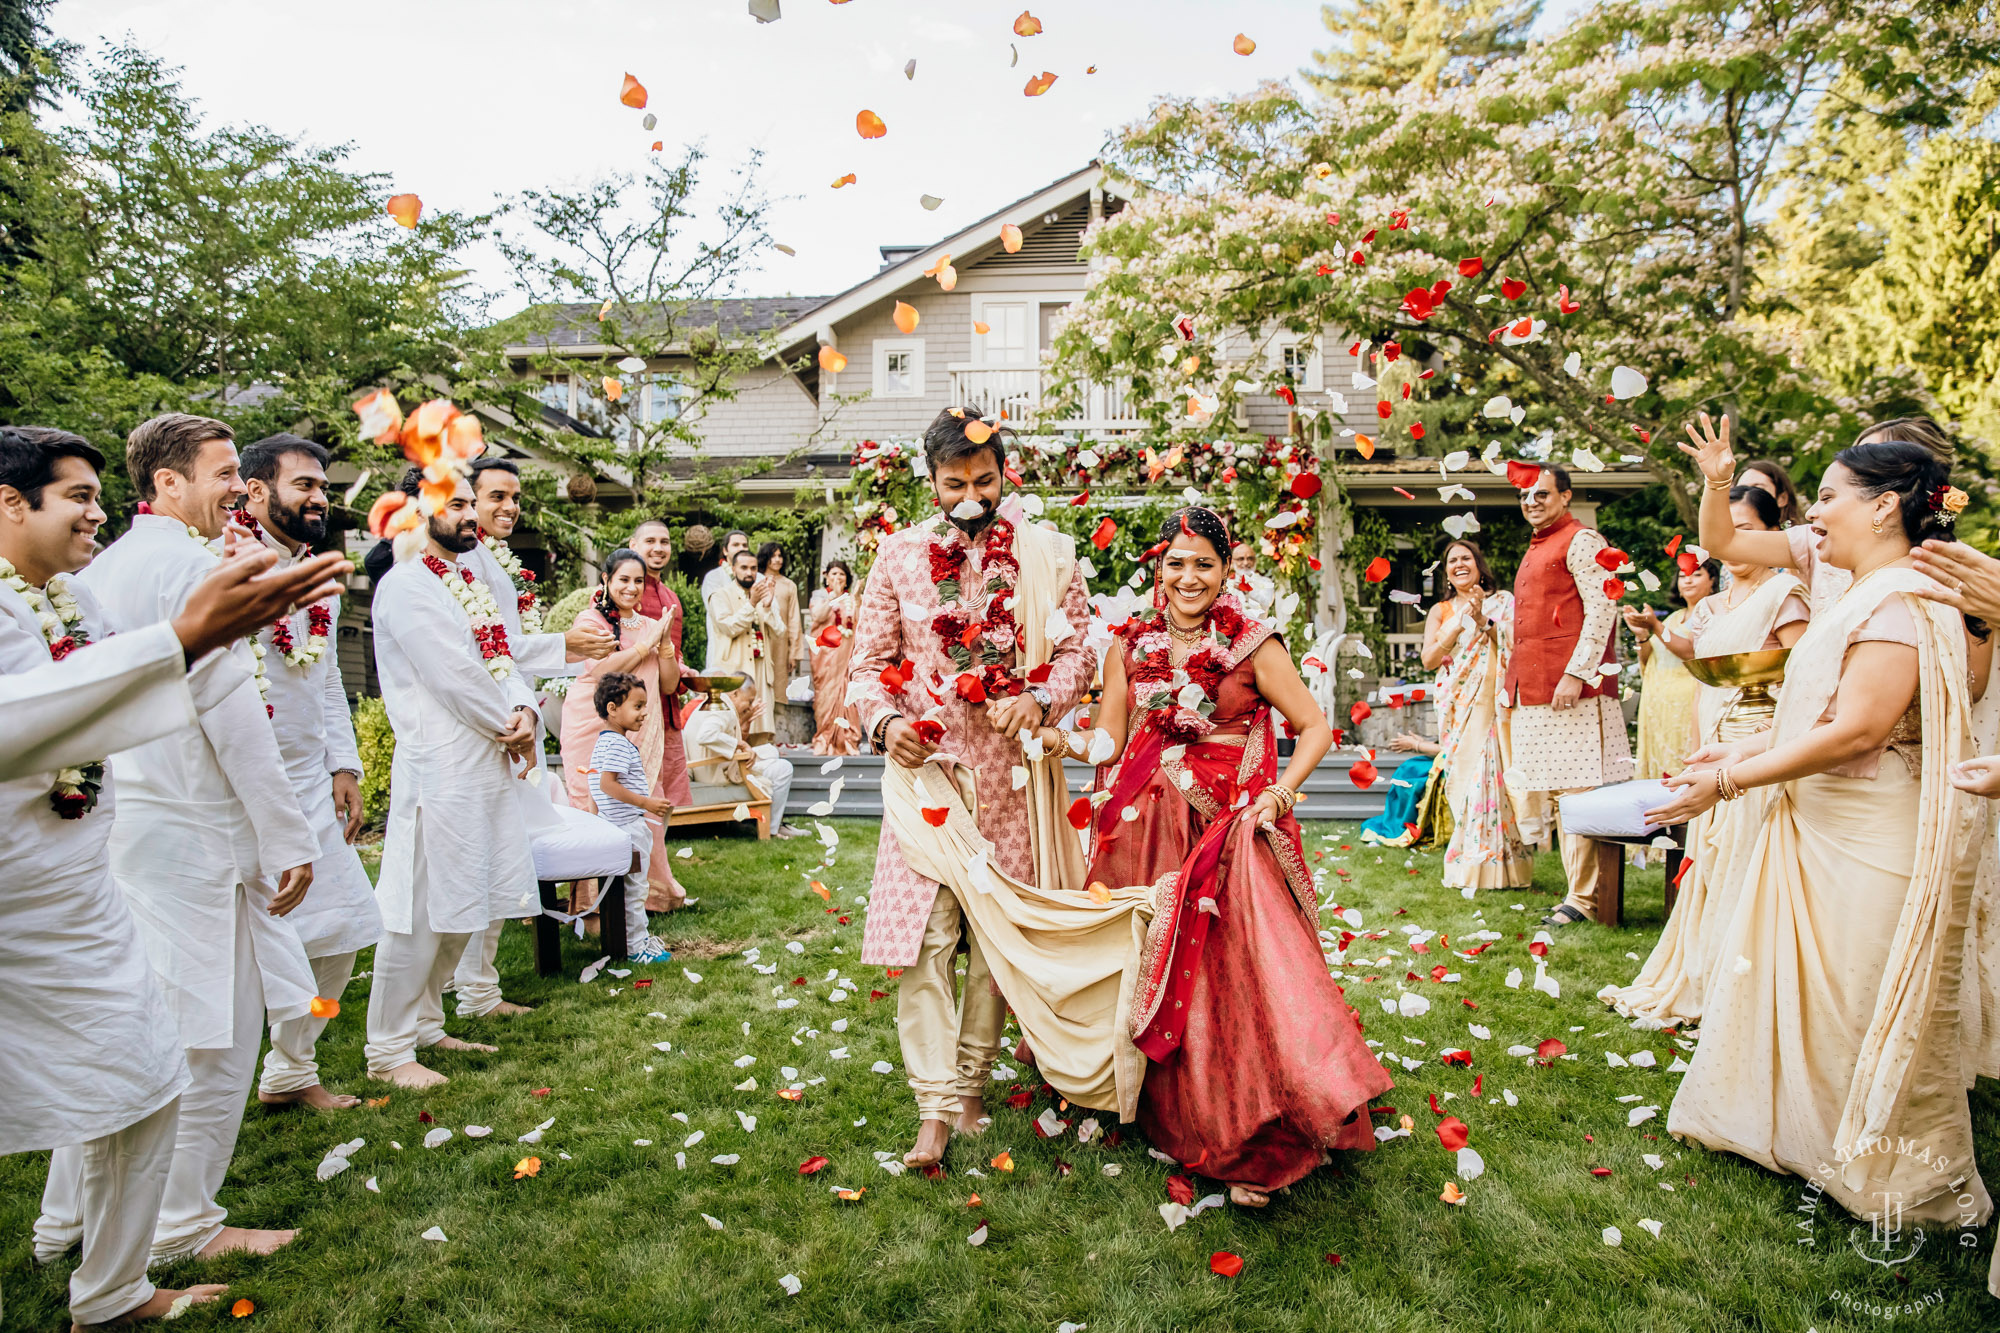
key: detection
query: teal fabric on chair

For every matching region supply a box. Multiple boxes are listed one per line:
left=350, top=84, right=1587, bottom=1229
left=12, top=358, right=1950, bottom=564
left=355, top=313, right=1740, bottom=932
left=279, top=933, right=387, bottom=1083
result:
left=1360, top=753, right=1437, bottom=846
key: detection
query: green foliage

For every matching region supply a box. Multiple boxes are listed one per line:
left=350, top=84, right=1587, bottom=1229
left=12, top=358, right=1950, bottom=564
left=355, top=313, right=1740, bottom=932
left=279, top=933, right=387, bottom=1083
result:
left=1309, top=0, right=1539, bottom=96
left=541, top=586, right=593, bottom=635
left=352, top=694, right=394, bottom=826
left=662, top=566, right=708, bottom=668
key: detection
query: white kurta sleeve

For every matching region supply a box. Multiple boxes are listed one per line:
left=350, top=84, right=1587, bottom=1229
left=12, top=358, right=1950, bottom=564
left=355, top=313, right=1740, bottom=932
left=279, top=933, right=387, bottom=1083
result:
left=1563, top=527, right=1619, bottom=680
left=201, top=674, right=321, bottom=874
left=321, top=639, right=362, bottom=776
left=511, top=630, right=569, bottom=678
left=707, top=585, right=757, bottom=640
left=0, top=621, right=196, bottom=780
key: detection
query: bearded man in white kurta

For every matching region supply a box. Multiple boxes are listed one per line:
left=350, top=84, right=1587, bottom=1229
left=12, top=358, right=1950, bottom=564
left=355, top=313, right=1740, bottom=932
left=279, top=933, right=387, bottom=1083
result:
left=451, top=456, right=613, bottom=1022
left=54, top=413, right=322, bottom=1265
left=704, top=545, right=780, bottom=740
left=1, top=427, right=233, bottom=1326
left=233, top=435, right=384, bottom=1113
left=365, top=472, right=541, bottom=1089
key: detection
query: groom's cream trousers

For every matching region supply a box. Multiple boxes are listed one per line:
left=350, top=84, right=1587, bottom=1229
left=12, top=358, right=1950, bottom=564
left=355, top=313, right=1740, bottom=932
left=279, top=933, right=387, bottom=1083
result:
left=899, top=884, right=1006, bottom=1121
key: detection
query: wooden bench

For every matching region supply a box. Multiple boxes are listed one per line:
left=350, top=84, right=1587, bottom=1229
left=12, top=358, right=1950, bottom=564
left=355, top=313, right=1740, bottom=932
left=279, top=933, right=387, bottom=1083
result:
left=1586, top=827, right=1687, bottom=927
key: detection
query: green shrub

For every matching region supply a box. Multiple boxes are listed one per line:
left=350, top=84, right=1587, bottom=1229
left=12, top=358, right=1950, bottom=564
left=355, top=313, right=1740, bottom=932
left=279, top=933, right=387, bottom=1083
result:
left=542, top=574, right=708, bottom=665
left=541, top=586, right=592, bottom=635
left=353, top=694, right=395, bottom=826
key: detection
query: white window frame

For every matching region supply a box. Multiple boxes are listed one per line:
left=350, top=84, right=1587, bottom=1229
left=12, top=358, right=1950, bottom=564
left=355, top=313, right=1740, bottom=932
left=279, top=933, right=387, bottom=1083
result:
left=1272, top=335, right=1325, bottom=392
left=642, top=373, right=684, bottom=425
left=966, top=291, right=1081, bottom=368
left=871, top=338, right=926, bottom=398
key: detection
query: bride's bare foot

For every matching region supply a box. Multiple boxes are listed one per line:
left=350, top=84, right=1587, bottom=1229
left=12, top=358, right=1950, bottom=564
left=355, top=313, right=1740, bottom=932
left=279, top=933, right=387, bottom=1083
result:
left=1228, top=1184, right=1271, bottom=1208
left=953, top=1094, right=991, bottom=1137
left=903, top=1118, right=950, bottom=1168
left=75, top=1282, right=228, bottom=1329
left=487, top=1000, right=534, bottom=1017
left=257, top=1083, right=360, bottom=1110
left=1012, top=1038, right=1036, bottom=1066
left=430, top=1035, right=498, bottom=1053
left=198, top=1226, right=296, bottom=1258
left=373, top=1061, right=448, bottom=1089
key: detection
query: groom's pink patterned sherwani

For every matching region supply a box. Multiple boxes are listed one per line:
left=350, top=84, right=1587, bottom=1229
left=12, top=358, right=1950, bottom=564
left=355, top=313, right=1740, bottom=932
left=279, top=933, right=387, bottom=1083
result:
left=850, top=514, right=1093, bottom=967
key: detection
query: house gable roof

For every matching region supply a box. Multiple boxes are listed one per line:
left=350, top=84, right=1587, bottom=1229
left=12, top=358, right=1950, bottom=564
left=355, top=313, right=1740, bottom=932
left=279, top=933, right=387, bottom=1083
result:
left=500, top=295, right=833, bottom=360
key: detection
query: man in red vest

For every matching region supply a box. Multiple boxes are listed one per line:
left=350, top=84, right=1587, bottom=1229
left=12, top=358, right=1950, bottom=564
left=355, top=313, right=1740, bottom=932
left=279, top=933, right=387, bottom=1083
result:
left=1502, top=465, right=1632, bottom=926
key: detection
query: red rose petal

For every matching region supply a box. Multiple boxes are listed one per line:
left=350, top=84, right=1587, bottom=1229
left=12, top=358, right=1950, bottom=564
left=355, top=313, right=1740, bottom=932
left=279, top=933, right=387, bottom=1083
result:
left=1209, top=1251, right=1245, bottom=1277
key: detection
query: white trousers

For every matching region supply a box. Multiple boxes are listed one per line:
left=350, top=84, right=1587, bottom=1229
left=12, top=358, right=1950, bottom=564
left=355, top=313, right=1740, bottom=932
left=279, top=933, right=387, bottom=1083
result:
left=29, top=1096, right=179, bottom=1324
left=258, top=950, right=357, bottom=1097
left=450, top=918, right=506, bottom=1018
left=365, top=844, right=474, bottom=1074
left=751, top=747, right=795, bottom=829
left=39, top=893, right=263, bottom=1263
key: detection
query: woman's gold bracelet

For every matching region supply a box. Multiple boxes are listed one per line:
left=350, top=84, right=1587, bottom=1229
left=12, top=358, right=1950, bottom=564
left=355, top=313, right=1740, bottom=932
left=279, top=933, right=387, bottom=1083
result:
left=1705, top=476, right=1734, bottom=491
left=1269, top=782, right=1299, bottom=812
left=1715, top=766, right=1742, bottom=801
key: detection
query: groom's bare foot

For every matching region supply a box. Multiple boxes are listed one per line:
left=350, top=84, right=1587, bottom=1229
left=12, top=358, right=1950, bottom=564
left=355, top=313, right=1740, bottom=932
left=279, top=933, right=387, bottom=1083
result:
left=373, top=1061, right=448, bottom=1089
left=75, top=1282, right=228, bottom=1329
left=258, top=1083, right=360, bottom=1110
left=430, top=1035, right=498, bottom=1053
left=1228, top=1184, right=1271, bottom=1208
left=197, top=1226, right=296, bottom=1258
left=954, top=1094, right=991, bottom=1137
left=904, top=1118, right=950, bottom=1167
left=487, top=1000, right=534, bottom=1017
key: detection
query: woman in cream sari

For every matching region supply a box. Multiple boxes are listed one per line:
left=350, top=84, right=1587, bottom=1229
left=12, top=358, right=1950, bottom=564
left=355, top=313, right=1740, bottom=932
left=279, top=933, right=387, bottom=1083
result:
left=1644, top=439, right=1993, bottom=1236
left=1420, top=539, right=1532, bottom=888
left=1603, top=486, right=1807, bottom=1023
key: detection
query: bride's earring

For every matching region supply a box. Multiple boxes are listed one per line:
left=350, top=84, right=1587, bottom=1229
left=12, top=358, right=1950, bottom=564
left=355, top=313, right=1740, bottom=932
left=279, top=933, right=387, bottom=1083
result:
left=1152, top=574, right=1167, bottom=611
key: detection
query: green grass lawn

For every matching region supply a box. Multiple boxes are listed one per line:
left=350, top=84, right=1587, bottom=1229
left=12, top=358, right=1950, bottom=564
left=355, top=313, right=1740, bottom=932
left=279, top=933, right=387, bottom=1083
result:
left=5, top=820, right=1998, bottom=1332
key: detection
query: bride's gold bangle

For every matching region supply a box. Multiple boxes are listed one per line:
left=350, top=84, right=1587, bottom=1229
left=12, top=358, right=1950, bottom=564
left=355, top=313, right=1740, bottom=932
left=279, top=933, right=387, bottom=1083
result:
left=1705, top=477, right=1734, bottom=491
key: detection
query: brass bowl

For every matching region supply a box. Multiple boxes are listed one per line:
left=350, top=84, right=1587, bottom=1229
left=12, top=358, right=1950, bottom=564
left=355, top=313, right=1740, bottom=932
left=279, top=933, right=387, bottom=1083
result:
left=1684, top=648, right=1790, bottom=689
left=683, top=671, right=747, bottom=706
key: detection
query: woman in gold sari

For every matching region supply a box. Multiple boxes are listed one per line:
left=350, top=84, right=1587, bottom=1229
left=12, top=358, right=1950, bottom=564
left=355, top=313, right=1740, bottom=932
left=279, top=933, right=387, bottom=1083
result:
left=807, top=560, right=863, bottom=755
left=1625, top=557, right=1716, bottom=780
left=1645, top=438, right=1992, bottom=1236
left=1602, top=486, right=1807, bottom=1024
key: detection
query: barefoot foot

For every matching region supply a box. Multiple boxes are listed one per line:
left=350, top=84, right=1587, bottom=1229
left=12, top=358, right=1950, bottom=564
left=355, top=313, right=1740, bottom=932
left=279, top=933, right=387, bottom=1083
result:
left=903, top=1118, right=950, bottom=1168
left=257, top=1083, right=361, bottom=1110
left=75, top=1282, right=229, bottom=1329
left=486, top=1000, right=535, bottom=1017
left=372, top=1061, right=448, bottom=1089
left=1228, top=1184, right=1271, bottom=1208
left=198, top=1226, right=296, bottom=1259
left=430, top=1035, right=499, bottom=1053
left=954, top=1095, right=991, bottom=1137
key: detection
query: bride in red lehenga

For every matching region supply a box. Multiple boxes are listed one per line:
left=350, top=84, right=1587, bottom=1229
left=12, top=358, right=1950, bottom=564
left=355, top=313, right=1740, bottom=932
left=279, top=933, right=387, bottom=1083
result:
left=1049, top=507, right=1392, bottom=1208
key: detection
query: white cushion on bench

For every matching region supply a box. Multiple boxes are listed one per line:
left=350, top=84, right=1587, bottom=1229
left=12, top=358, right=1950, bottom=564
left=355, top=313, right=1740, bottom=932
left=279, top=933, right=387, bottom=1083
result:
left=1559, top=780, right=1677, bottom=839
left=531, top=801, right=634, bottom=882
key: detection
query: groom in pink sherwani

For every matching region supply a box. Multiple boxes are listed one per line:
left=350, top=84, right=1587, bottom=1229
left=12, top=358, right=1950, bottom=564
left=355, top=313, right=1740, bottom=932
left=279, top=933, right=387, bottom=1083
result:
left=849, top=408, right=1094, bottom=1168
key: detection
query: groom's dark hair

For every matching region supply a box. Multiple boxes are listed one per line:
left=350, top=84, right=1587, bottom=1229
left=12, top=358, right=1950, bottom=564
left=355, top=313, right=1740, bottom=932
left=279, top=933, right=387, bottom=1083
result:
left=923, top=407, right=1010, bottom=475
left=0, top=426, right=105, bottom=508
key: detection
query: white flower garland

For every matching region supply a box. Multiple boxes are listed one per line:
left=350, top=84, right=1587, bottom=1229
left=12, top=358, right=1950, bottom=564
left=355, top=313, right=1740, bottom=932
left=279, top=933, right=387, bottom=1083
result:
left=425, top=555, right=516, bottom=681
left=481, top=533, right=542, bottom=634
left=174, top=521, right=269, bottom=703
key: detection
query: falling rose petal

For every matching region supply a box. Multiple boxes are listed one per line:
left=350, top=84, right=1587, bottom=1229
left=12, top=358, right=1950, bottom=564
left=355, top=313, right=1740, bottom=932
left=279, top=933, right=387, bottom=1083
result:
left=893, top=301, right=920, bottom=334
left=1603, top=578, right=1626, bottom=600
left=1349, top=759, right=1378, bottom=789
left=973, top=320, right=991, bottom=335
left=1023, top=70, right=1058, bottom=97
left=1364, top=555, right=1391, bottom=583
left=619, top=73, right=648, bottom=109
left=1440, top=1180, right=1468, bottom=1206
left=1500, top=277, right=1527, bottom=300
left=1232, top=33, right=1256, bottom=55
left=1505, top=459, right=1543, bottom=491
left=905, top=58, right=917, bottom=79
left=1458, top=256, right=1484, bottom=278
left=602, top=377, right=623, bottom=402
left=920, top=194, right=944, bottom=210
left=1210, top=1250, right=1245, bottom=1276
left=1290, top=472, right=1323, bottom=500
left=856, top=109, right=887, bottom=139
left=310, top=996, right=340, bottom=1019
left=921, top=807, right=950, bottom=827
left=1089, top=516, right=1117, bottom=550
left=831, top=173, right=857, bottom=188
left=1610, top=365, right=1648, bottom=400
left=991, top=1151, right=1015, bottom=1172
left=963, top=419, right=992, bottom=445
left=385, top=193, right=422, bottom=229
left=1013, top=10, right=1043, bottom=35
left=817, top=345, right=848, bottom=374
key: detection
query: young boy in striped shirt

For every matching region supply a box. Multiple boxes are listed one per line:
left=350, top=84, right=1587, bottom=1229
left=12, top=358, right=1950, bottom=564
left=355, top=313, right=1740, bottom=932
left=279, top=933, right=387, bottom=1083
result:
left=590, top=672, right=672, bottom=964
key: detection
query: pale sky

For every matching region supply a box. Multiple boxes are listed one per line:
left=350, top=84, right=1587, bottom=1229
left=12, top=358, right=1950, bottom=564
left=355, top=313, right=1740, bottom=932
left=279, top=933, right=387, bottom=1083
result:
left=52, top=0, right=1588, bottom=314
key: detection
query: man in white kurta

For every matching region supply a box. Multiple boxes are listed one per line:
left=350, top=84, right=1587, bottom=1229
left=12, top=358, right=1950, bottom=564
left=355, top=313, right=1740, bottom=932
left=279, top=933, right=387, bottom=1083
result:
left=704, top=546, right=780, bottom=740
left=365, top=473, right=541, bottom=1088
left=450, top=456, right=611, bottom=1020
left=50, top=413, right=322, bottom=1265
left=235, top=436, right=384, bottom=1112
left=0, top=427, right=229, bottom=1326
left=682, top=676, right=799, bottom=834
left=699, top=527, right=748, bottom=655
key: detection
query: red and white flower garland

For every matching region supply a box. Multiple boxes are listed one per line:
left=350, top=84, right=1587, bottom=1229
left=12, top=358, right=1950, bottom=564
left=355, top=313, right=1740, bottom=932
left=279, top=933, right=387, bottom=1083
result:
left=423, top=554, right=515, bottom=680
left=0, top=558, right=105, bottom=817
left=479, top=530, right=542, bottom=634
left=232, top=509, right=333, bottom=668
left=928, top=516, right=1025, bottom=703
left=163, top=514, right=270, bottom=712
left=1119, top=592, right=1254, bottom=744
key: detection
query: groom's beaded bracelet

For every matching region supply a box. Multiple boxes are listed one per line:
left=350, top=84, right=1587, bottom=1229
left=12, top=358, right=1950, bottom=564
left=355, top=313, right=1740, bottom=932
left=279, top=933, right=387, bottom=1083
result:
left=872, top=713, right=901, bottom=751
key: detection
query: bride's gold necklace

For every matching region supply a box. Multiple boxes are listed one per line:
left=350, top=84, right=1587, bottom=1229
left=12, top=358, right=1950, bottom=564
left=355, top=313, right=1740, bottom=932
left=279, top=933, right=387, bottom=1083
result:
left=1166, top=614, right=1209, bottom=643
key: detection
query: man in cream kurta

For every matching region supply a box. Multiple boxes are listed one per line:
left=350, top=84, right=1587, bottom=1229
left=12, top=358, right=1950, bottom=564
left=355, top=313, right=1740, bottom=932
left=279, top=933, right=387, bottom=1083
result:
left=235, top=436, right=384, bottom=1113
left=50, top=413, right=322, bottom=1265
left=365, top=472, right=541, bottom=1089
left=451, top=456, right=612, bottom=1020
left=705, top=544, right=780, bottom=740
left=0, top=426, right=230, bottom=1326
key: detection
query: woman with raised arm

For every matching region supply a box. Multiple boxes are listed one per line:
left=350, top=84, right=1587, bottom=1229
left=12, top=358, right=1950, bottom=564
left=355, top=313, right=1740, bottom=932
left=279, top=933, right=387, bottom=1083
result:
left=1683, top=413, right=1954, bottom=616
left=806, top=560, right=862, bottom=755
left=1419, top=538, right=1532, bottom=888
left=1603, top=486, right=1808, bottom=1024
left=1621, top=555, right=1717, bottom=781
left=1031, top=507, right=1391, bottom=1209
left=562, top=549, right=690, bottom=916
left=1643, top=441, right=1992, bottom=1242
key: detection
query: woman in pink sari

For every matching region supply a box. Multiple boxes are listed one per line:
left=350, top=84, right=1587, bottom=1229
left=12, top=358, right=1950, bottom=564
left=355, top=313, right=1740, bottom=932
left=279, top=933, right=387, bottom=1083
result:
left=807, top=560, right=863, bottom=755
left=1061, top=507, right=1392, bottom=1208
left=561, top=549, right=691, bottom=911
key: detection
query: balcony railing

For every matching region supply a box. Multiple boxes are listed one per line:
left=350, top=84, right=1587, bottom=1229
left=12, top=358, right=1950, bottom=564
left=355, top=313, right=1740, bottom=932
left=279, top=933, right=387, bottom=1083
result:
left=948, top=366, right=1143, bottom=432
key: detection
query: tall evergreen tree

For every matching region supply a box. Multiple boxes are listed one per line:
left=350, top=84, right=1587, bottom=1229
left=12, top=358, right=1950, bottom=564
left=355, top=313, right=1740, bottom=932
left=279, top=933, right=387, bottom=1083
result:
left=1308, top=0, right=1540, bottom=96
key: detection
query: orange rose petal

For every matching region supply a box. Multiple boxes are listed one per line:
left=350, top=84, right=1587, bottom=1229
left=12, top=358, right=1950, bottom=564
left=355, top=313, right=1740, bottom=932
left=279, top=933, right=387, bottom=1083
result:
left=831, top=172, right=857, bottom=188
left=991, top=1151, right=1014, bottom=1171
left=232, top=1298, right=255, bottom=1317
left=1233, top=33, right=1256, bottom=55
left=892, top=300, right=920, bottom=334
left=856, top=109, right=887, bottom=139
left=619, top=73, right=648, bottom=109
left=1087, top=881, right=1111, bottom=904
left=1013, top=10, right=1042, bottom=36
left=385, top=193, right=422, bottom=229
left=973, top=320, right=991, bottom=335
left=352, top=387, right=404, bottom=442
left=964, top=419, right=993, bottom=445
left=603, top=376, right=623, bottom=402
left=1023, top=70, right=1057, bottom=97
left=444, top=412, right=485, bottom=461
left=1355, top=432, right=1376, bottom=459
left=309, top=996, right=339, bottom=1019
left=650, top=140, right=663, bottom=151
left=1000, top=223, right=1023, bottom=253
left=366, top=490, right=409, bottom=539
left=514, top=1155, right=542, bottom=1179
left=777, top=1088, right=804, bottom=1101
left=818, top=345, right=848, bottom=373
